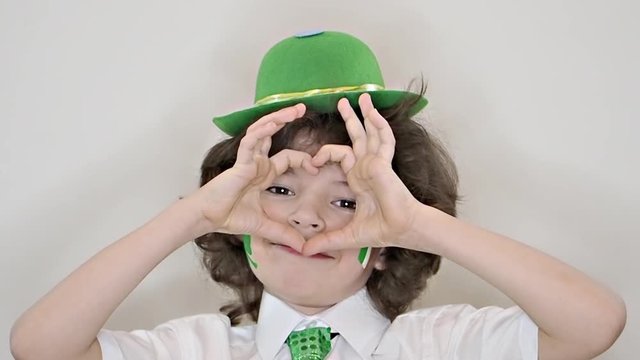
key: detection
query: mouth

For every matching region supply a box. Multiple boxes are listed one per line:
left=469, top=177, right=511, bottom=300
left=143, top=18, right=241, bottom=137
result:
left=270, top=242, right=333, bottom=259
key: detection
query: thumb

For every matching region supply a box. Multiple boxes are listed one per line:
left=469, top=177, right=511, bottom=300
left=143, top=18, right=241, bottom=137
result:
left=302, top=227, right=356, bottom=256
left=255, top=219, right=306, bottom=253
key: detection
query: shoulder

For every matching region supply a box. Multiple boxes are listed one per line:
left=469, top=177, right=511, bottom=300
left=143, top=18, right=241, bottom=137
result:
left=385, top=304, right=538, bottom=359
left=398, top=303, right=528, bottom=320
left=127, top=313, right=235, bottom=340
left=155, top=312, right=232, bottom=332
left=98, top=313, right=256, bottom=359
left=391, top=303, right=533, bottom=333
left=99, top=313, right=233, bottom=343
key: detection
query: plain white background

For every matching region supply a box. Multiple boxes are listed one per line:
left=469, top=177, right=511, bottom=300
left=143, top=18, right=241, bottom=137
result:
left=1, top=0, right=637, bottom=358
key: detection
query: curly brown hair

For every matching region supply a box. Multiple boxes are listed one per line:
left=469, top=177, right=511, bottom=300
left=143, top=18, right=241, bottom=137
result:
left=195, top=80, right=458, bottom=325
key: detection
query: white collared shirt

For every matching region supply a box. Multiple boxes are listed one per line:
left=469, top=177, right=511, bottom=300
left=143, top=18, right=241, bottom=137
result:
left=98, top=288, right=538, bottom=359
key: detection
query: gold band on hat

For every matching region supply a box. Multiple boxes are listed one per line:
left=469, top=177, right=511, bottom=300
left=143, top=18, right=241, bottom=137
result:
left=254, top=83, right=385, bottom=106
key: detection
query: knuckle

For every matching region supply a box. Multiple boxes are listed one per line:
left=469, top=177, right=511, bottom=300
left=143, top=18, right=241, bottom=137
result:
left=239, top=135, right=254, bottom=147
left=247, top=118, right=265, bottom=131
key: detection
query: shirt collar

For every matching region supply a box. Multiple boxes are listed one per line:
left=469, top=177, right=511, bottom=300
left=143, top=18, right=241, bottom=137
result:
left=255, top=288, right=391, bottom=360
left=255, top=291, right=306, bottom=360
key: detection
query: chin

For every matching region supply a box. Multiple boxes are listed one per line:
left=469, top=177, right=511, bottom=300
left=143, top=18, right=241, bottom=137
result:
left=265, top=278, right=363, bottom=311
left=252, top=255, right=374, bottom=310
left=272, top=282, right=336, bottom=303
left=278, top=290, right=339, bottom=314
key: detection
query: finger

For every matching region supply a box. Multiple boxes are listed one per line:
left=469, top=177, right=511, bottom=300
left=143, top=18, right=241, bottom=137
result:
left=250, top=128, right=276, bottom=159
left=302, top=227, right=359, bottom=255
left=359, top=93, right=396, bottom=162
left=256, top=219, right=306, bottom=253
left=259, top=136, right=271, bottom=156
left=364, top=116, right=380, bottom=154
left=376, top=115, right=396, bottom=162
left=245, top=103, right=307, bottom=160
left=337, top=98, right=367, bottom=158
left=246, top=103, right=306, bottom=132
left=359, top=93, right=382, bottom=154
left=311, top=144, right=356, bottom=174
left=270, top=149, right=319, bottom=176
left=236, top=121, right=283, bottom=165
left=252, top=154, right=273, bottom=183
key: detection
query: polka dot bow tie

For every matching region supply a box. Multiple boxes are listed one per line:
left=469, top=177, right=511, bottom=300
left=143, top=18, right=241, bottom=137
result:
left=286, top=327, right=333, bottom=360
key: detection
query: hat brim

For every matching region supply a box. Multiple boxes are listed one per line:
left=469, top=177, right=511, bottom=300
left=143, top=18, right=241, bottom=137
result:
left=212, top=90, right=428, bottom=136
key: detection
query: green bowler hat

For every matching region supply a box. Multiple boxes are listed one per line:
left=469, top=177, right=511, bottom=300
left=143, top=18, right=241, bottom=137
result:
left=212, top=30, right=428, bottom=136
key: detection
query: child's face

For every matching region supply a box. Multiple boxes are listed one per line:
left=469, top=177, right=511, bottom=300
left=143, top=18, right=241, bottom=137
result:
left=248, top=157, right=383, bottom=315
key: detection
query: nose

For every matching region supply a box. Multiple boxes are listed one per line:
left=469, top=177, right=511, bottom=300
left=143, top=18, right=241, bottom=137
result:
left=288, top=206, right=325, bottom=235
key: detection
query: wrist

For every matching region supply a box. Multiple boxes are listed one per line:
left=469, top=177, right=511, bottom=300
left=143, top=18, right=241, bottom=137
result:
left=158, top=193, right=216, bottom=247
left=401, top=203, right=454, bottom=255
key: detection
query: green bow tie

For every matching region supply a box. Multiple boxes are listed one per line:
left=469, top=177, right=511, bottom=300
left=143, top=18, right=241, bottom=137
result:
left=286, top=327, right=332, bottom=360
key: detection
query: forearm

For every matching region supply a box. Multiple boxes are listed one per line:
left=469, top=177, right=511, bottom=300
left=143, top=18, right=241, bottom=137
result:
left=10, top=195, right=211, bottom=360
left=404, top=204, right=626, bottom=359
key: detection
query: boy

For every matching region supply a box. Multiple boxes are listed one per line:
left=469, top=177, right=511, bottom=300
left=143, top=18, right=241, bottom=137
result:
left=11, top=31, right=625, bottom=360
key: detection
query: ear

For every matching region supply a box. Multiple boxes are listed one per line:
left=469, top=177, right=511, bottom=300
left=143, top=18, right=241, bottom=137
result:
left=373, top=248, right=387, bottom=271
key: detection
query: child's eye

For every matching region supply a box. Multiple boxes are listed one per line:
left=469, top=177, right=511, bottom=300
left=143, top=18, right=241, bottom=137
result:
left=266, top=186, right=295, bottom=196
left=332, top=199, right=357, bottom=210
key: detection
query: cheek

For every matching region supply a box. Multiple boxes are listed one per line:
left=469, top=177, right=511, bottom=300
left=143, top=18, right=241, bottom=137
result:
left=334, top=248, right=369, bottom=271
left=342, top=248, right=382, bottom=274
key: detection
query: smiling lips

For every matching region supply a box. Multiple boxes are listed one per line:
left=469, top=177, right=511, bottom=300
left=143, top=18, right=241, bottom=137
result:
left=272, top=243, right=333, bottom=259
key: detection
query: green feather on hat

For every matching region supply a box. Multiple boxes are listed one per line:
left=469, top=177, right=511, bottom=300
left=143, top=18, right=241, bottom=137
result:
left=212, top=30, right=428, bottom=136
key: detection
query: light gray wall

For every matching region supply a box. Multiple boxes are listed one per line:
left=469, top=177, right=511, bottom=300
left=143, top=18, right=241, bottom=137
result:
left=2, top=0, right=637, bottom=358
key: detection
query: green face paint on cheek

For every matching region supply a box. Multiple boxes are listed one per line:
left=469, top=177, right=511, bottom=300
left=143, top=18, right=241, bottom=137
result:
left=358, top=247, right=371, bottom=268
left=242, top=234, right=258, bottom=269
